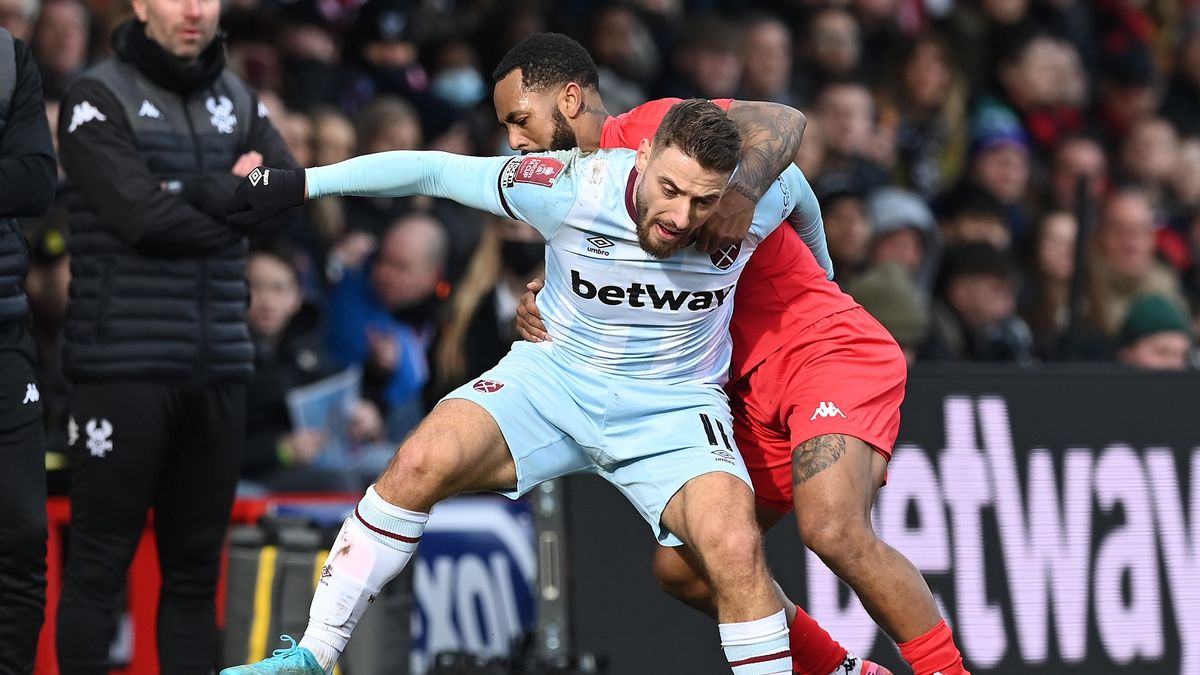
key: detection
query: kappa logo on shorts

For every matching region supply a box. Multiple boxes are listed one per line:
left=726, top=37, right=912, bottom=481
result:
left=810, top=401, right=847, bottom=420
left=85, top=418, right=114, bottom=458
left=473, top=379, right=505, bottom=393
left=513, top=156, right=564, bottom=187
left=710, top=242, right=741, bottom=270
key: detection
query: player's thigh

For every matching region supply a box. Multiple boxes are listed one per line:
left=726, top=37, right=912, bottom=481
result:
left=604, top=390, right=760, bottom=551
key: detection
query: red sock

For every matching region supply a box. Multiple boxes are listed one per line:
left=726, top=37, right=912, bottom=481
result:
left=898, top=619, right=970, bottom=675
left=789, top=605, right=848, bottom=675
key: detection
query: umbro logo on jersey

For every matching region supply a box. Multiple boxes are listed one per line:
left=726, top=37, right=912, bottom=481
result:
left=248, top=168, right=269, bottom=186
left=67, top=101, right=107, bottom=133
left=810, top=401, right=847, bottom=420
left=586, top=236, right=614, bottom=256
left=710, top=242, right=741, bottom=270
left=571, top=270, right=733, bottom=311
left=473, top=379, right=504, bottom=393
left=138, top=100, right=163, bottom=119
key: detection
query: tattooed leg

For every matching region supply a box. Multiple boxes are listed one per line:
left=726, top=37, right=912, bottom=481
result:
left=791, top=434, right=942, bottom=642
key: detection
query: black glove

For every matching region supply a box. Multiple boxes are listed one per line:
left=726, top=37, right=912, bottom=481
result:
left=227, top=166, right=306, bottom=230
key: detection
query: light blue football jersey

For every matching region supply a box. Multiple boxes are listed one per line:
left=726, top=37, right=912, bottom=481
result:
left=307, top=148, right=806, bottom=386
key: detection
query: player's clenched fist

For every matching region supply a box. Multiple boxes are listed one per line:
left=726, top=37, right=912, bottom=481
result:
left=227, top=165, right=307, bottom=230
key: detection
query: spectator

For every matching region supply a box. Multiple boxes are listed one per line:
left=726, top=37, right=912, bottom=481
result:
left=964, top=99, right=1032, bottom=242
left=0, top=0, right=33, bottom=40
left=1043, top=133, right=1107, bottom=214
left=844, top=262, right=930, bottom=365
left=1168, top=137, right=1200, bottom=226
left=339, top=0, right=430, bottom=119
left=815, top=172, right=871, bottom=288
left=586, top=4, right=658, bottom=114
left=938, top=183, right=1013, bottom=250
left=242, top=243, right=380, bottom=493
left=866, top=186, right=941, bottom=294
left=797, top=5, right=862, bottom=101
left=991, top=29, right=1087, bottom=155
left=29, top=0, right=89, bottom=99
left=661, top=14, right=741, bottom=100
left=327, top=213, right=448, bottom=442
left=1090, top=189, right=1185, bottom=335
left=428, top=39, right=486, bottom=111
left=430, top=215, right=544, bottom=401
left=1160, top=14, right=1200, bottom=138
left=1117, top=116, right=1178, bottom=209
left=813, top=80, right=890, bottom=189
left=880, top=29, right=969, bottom=199
left=1094, top=28, right=1160, bottom=148
left=1116, top=293, right=1193, bottom=370
left=737, top=12, right=798, bottom=107
left=341, top=95, right=423, bottom=238
left=920, top=242, right=1034, bottom=363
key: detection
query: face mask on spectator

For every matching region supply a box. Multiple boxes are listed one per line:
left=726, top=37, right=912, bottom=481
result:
left=432, top=67, right=486, bottom=108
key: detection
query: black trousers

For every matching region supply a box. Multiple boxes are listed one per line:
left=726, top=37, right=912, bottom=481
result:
left=0, top=321, right=47, bottom=675
left=57, top=380, right=244, bottom=675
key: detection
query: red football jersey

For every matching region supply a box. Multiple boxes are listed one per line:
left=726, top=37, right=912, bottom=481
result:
left=600, top=99, right=858, bottom=381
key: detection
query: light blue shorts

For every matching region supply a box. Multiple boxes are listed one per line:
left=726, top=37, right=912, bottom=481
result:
left=443, top=341, right=752, bottom=546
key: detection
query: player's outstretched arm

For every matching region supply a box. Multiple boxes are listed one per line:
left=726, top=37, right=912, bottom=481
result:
left=750, top=164, right=834, bottom=280
left=693, top=101, right=806, bottom=253
left=228, top=151, right=579, bottom=238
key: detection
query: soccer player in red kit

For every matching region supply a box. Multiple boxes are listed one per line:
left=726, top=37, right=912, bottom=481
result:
left=493, top=34, right=970, bottom=675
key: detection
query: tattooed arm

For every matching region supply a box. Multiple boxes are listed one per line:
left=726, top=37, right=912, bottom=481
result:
left=694, top=101, right=807, bottom=253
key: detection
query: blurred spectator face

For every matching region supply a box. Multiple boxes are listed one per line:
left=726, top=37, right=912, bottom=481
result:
left=247, top=253, right=302, bottom=339
left=372, top=215, right=445, bottom=310
left=497, top=217, right=544, bottom=278
left=132, top=0, right=220, bottom=61
left=948, top=273, right=1016, bottom=331
left=981, top=0, right=1029, bottom=24
left=741, top=19, right=791, bottom=98
left=823, top=195, right=871, bottom=269
left=1170, top=137, right=1200, bottom=208
left=810, top=7, right=860, bottom=76
left=795, top=118, right=826, bottom=177
left=816, top=83, right=874, bottom=157
left=871, top=228, right=923, bottom=274
left=972, top=144, right=1029, bottom=203
left=32, top=0, right=88, bottom=77
left=944, top=213, right=1010, bottom=249
left=1120, top=117, right=1178, bottom=185
left=1034, top=212, right=1077, bottom=283
left=280, top=112, right=313, bottom=168
left=854, top=0, right=899, bottom=23
left=1120, top=332, right=1190, bottom=370
left=493, top=70, right=579, bottom=152
left=0, top=0, right=31, bottom=39
left=689, top=46, right=742, bottom=99
left=1101, top=82, right=1159, bottom=134
left=1181, top=33, right=1200, bottom=86
left=1000, top=36, right=1069, bottom=109
left=1097, top=191, right=1156, bottom=280
left=1051, top=137, right=1106, bottom=210
left=592, top=5, right=658, bottom=82
left=902, top=38, right=951, bottom=110
left=313, top=111, right=356, bottom=166
left=430, top=41, right=485, bottom=110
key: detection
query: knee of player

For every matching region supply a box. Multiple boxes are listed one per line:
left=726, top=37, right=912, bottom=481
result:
left=698, top=524, right=765, bottom=575
left=389, top=439, right=458, bottom=489
left=797, top=509, right=874, bottom=559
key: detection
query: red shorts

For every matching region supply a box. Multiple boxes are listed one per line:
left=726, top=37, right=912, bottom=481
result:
left=728, top=306, right=907, bottom=513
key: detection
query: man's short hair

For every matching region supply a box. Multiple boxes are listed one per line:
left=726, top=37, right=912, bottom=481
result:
left=492, top=33, right=600, bottom=92
left=652, top=99, right=741, bottom=174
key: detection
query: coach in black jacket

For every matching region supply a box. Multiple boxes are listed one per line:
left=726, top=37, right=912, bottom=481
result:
left=0, top=24, right=57, bottom=675
left=55, top=1, right=296, bottom=670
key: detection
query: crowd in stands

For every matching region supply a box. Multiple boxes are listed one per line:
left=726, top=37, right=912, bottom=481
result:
left=8, top=0, right=1198, bottom=490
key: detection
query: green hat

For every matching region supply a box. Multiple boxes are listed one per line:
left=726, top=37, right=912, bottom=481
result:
left=1117, top=294, right=1192, bottom=348
left=845, top=263, right=930, bottom=348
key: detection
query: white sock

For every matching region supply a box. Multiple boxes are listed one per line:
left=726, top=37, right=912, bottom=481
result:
left=298, top=485, right=429, bottom=673
left=719, top=609, right=791, bottom=675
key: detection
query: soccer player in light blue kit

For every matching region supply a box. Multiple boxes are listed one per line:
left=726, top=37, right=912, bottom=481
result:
left=224, top=99, right=815, bottom=675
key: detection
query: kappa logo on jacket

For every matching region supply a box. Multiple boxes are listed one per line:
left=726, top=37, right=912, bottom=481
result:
left=67, top=101, right=107, bottom=133
left=137, top=99, right=163, bottom=119
left=206, top=95, right=237, bottom=134
left=22, top=383, right=39, bottom=404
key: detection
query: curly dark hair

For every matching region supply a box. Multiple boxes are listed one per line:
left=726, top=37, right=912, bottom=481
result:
left=492, top=32, right=600, bottom=92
